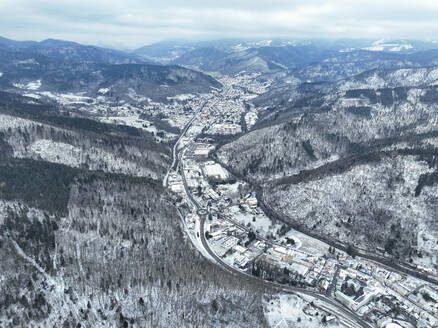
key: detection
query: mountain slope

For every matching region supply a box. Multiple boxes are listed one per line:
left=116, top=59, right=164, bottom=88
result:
left=0, top=91, right=170, bottom=179
left=217, top=81, right=438, bottom=271
left=0, top=94, right=269, bottom=328
left=0, top=48, right=222, bottom=102
left=0, top=36, right=142, bottom=64
left=254, top=65, right=438, bottom=123
left=173, top=47, right=284, bottom=75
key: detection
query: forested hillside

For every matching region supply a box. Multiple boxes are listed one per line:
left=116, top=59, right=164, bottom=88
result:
left=0, top=96, right=268, bottom=328
left=217, top=71, right=438, bottom=271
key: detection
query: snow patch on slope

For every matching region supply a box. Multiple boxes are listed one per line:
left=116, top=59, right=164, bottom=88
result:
left=13, top=80, right=41, bottom=90
left=29, top=139, right=158, bottom=179
left=98, top=87, right=110, bottom=94
left=30, top=139, right=83, bottom=167
left=24, top=93, right=42, bottom=99
left=39, top=91, right=92, bottom=105
left=0, top=114, right=36, bottom=130
left=0, top=200, right=46, bottom=226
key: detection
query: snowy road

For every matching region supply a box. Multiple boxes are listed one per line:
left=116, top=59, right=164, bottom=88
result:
left=164, top=87, right=374, bottom=327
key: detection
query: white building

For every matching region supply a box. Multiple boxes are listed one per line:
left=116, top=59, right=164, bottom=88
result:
left=234, top=245, right=247, bottom=254
left=234, top=254, right=249, bottom=268
left=246, top=196, right=258, bottom=207
left=203, top=162, right=229, bottom=180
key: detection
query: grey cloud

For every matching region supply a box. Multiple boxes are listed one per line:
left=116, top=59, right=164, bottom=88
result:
left=1, top=0, right=437, bottom=48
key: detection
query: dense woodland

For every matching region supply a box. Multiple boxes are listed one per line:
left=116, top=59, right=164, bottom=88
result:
left=218, top=81, right=438, bottom=271
left=0, top=97, right=269, bottom=327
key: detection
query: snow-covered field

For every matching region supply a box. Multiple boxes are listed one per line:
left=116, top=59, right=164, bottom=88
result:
left=100, top=115, right=177, bottom=142
left=30, top=139, right=83, bottom=166
left=23, top=93, right=42, bottom=99
left=39, top=91, right=92, bottom=105
left=167, top=93, right=195, bottom=101
left=226, top=204, right=283, bottom=238
left=264, top=294, right=339, bottom=328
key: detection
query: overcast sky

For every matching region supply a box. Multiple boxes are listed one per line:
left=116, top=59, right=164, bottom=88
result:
left=1, top=0, right=438, bottom=49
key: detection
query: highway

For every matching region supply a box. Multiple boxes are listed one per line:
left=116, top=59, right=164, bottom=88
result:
left=202, top=194, right=371, bottom=325
left=197, top=212, right=373, bottom=328
left=258, top=189, right=438, bottom=286
left=173, top=139, right=373, bottom=327
left=160, top=77, right=438, bottom=328
left=163, top=100, right=209, bottom=187
left=213, top=154, right=438, bottom=287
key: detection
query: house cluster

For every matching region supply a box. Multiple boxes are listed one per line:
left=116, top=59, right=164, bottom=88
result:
left=335, top=260, right=438, bottom=326
left=185, top=142, right=215, bottom=159
left=334, top=268, right=380, bottom=312
left=258, top=242, right=332, bottom=287
left=207, top=219, right=262, bottom=269
left=163, top=72, right=438, bottom=328
left=206, top=122, right=242, bottom=135
left=202, top=161, right=230, bottom=181
left=184, top=213, right=197, bottom=230
left=167, top=172, right=185, bottom=193
left=183, top=161, right=203, bottom=189
left=243, top=193, right=258, bottom=208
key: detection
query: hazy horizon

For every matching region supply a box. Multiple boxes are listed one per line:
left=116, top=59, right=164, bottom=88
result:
left=2, top=35, right=438, bottom=53
left=1, top=0, right=438, bottom=49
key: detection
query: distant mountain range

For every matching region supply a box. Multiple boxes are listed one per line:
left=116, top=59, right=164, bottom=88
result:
left=0, top=36, right=144, bottom=64
left=131, top=38, right=438, bottom=78
left=0, top=36, right=222, bottom=103
left=3, top=36, right=438, bottom=82
left=2, top=34, right=438, bottom=327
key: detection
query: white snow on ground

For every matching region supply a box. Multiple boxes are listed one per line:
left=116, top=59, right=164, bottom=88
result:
left=217, top=181, right=241, bottom=194
left=264, top=294, right=340, bottom=328
left=362, top=41, right=413, bottom=52
left=0, top=200, right=46, bottom=226
left=10, top=237, right=56, bottom=285
left=26, top=80, right=41, bottom=90
left=126, top=88, right=151, bottom=103
left=30, top=139, right=83, bottom=167
left=101, top=115, right=152, bottom=131
left=29, top=139, right=158, bottom=178
left=167, top=94, right=195, bottom=101
left=12, top=82, right=26, bottom=89
left=244, top=110, right=258, bottom=129
left=13, top=80, right=41, bottom=90
left=100, top=115, right=177, bottom=142
left=186, top=124, right=204, bottom=136
left=279, top=230, right=302, bottom=250
left=24, top=93, right=42, bottom=99
left=0, top=113, right=36, bottom=130
left=226, top=204, right=282, bottom=238
left=39, top=91, right=92, bottom=105
left=176, top=208, right=216, bottom=263
left=98, top=88, right=110, bottom=94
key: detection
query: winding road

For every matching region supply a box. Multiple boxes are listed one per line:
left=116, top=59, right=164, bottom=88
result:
left=213, top=154, right=438, bottom=287
left=172, top=130, right=373, bottom=327
left=197, top=212, right=373, bottom=328
left=163, top=100, right=210, bottom=187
